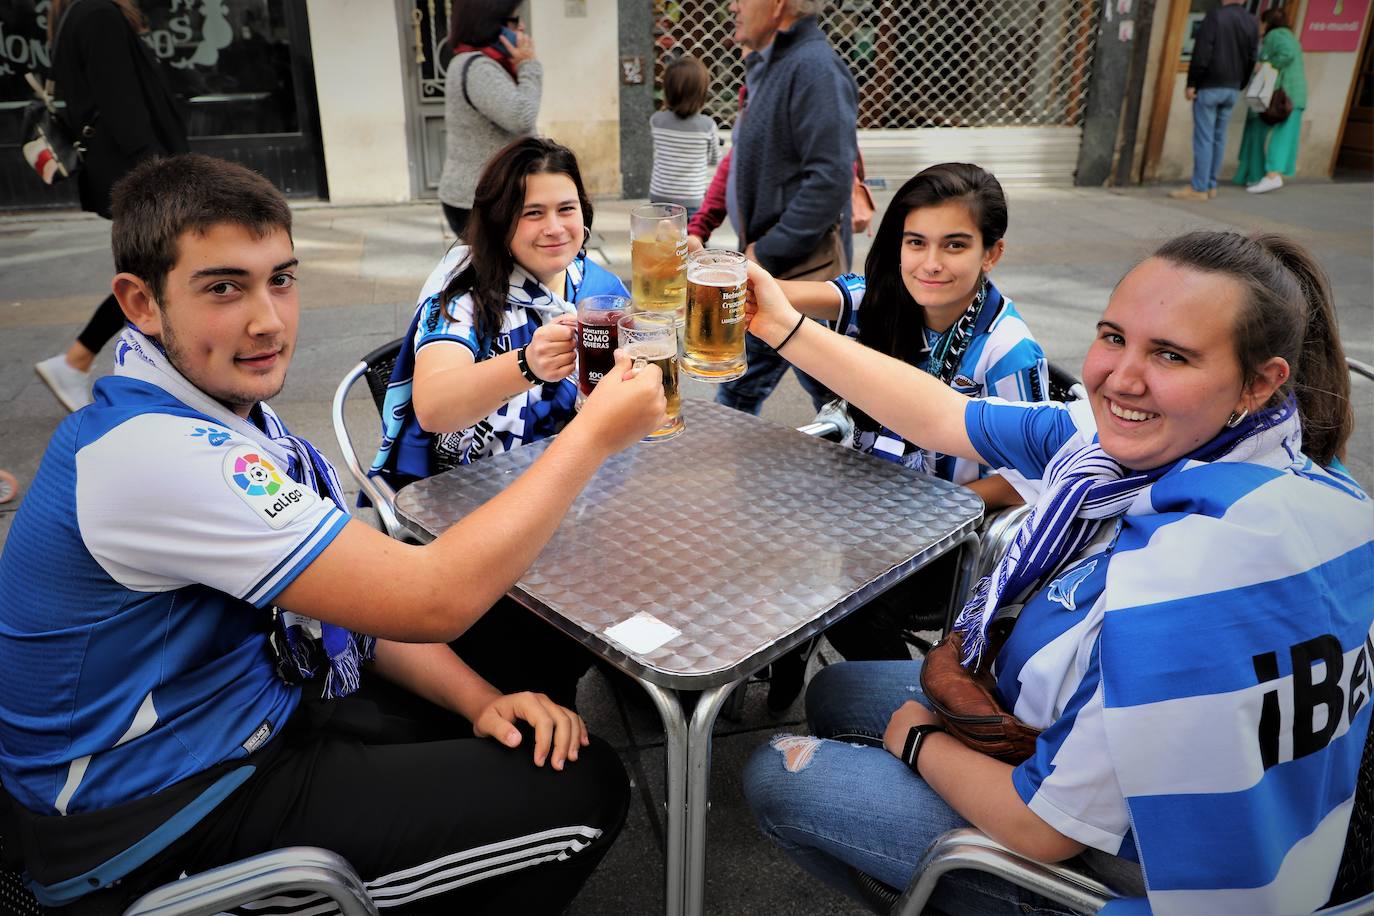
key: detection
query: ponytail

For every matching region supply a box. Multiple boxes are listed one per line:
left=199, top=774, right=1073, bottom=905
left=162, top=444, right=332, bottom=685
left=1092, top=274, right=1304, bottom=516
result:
left=1154, top=231, right=1352, bottom=466
left=1254, top=235, right=1352, bottom=465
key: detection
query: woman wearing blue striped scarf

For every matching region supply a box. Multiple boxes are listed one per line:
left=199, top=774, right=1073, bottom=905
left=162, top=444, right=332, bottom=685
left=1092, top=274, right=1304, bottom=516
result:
left=767, top=163, right=1049, bottom=680
left=741, top=230, right=1371, bottom=915
left=371, top=138, right=629, bottom=712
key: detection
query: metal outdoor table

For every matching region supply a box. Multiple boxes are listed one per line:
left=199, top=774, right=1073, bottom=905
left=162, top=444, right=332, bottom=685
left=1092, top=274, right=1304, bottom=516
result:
left=394, top=399, right=983, bottom=916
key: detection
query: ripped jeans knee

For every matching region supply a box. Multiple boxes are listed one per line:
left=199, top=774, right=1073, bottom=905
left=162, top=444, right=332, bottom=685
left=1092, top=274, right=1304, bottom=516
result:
left=770, top=734, right=824, bottom=772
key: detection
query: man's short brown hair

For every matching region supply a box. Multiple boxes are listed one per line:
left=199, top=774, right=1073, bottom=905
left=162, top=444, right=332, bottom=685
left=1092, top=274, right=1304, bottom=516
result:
left=111, top=154, right=293, bottom=303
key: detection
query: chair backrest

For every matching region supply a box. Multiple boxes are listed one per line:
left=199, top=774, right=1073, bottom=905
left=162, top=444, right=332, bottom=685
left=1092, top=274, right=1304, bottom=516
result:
left=1347, top=357, right=1374, bottom=384
left=1048, top=361, right=1086, bottom=403
left=1328, top=718, right=1374, bottom=907
left=360, top=339, right=403, bottom=416
left=123, top=847, right=379, bottom=916
left=330, top=337, right=408, bottom=540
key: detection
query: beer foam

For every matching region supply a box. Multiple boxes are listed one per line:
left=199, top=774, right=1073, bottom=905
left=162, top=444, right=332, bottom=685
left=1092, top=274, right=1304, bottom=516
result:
left=625, top=341, right=676, bottom=361
left=687, top=267, right=743, bottom=287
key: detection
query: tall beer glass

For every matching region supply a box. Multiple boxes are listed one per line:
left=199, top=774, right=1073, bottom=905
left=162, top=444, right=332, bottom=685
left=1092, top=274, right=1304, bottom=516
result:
left=630, top=203, right=687, bottom=325
left=683, top=249, right=748, bottom=382
left=618, top=310, right=684, bottom=441
left=575, top=294, right=628, bottom=409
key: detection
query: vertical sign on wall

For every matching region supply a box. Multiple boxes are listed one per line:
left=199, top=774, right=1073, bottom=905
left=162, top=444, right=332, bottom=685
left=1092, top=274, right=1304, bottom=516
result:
left=1301, top=0, right=1372, bottom=52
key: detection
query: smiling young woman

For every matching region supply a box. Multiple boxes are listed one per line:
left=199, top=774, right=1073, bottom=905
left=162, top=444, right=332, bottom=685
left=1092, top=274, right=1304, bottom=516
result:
left=762, top=163, right=1049, bottom=673
left=739, top=229, right=1369, bottom=915
left=366, top=136, right=632, bottom=714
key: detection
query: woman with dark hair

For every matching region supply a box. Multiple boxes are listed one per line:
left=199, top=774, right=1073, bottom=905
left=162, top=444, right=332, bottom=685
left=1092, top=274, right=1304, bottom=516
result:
left=1234, top=7, right=1307, bottom=194
left=767, top=163, right=1048, bottom=675
left=34, top=0, right=187, bottom=411
left=371, top=136, right=629, bottom=708
left=439, top=0, right=541, bottom=236
left=742, top=230, right=1370, bottom=914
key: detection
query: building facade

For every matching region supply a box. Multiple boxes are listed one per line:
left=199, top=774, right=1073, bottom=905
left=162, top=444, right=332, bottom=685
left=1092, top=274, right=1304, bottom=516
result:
left=0, top=0, right=1369, bottom=211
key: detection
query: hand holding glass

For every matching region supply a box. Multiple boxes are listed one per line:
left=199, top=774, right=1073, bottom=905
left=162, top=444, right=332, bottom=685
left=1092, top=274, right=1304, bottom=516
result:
left=617, top=310, right=684, bottom=441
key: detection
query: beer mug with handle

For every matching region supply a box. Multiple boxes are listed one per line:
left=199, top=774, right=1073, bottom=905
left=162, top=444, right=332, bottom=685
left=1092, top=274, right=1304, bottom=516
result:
left=618, top=310, right=684, bottom=441
left=683, top=249, right=748, bottom=382
left=575, top=295, right=629, bottom=409
left=630, top=204, right=688, bottom=325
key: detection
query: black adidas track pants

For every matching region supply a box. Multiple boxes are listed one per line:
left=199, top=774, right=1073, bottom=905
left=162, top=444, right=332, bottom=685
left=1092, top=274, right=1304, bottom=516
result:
left=57, top=677, right=629, bottom=915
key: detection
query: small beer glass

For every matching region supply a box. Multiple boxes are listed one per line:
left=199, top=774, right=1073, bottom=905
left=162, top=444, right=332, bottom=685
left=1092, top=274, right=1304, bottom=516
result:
left=629, top=203, right=688, bottom=325
left=617, top=310, right=684, bottom=441
left=575, top=294, right=628, bottom=409
left=683, top=249, right=748, bottom=382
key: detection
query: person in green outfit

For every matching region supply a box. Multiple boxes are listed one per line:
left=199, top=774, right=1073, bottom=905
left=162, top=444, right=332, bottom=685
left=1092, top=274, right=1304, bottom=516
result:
left=1235, top=8, right=1305, bottom=194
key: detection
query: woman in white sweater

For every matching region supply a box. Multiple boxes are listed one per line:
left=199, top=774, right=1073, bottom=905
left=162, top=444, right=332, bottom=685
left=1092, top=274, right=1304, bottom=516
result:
left=440, top=0, right=542, bottom=236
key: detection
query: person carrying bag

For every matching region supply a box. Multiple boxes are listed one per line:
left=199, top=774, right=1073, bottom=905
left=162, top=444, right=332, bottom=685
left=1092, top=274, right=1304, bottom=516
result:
left=1235, top=8, right=1307, bottom=194
left=19, top=1, right=85, bottom=186
left=32, top=0, right=189, bottom=415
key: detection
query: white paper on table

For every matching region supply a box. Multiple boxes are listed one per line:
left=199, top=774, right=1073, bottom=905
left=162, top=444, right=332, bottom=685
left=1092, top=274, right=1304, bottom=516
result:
left=604, top=612, right=681, bottom=654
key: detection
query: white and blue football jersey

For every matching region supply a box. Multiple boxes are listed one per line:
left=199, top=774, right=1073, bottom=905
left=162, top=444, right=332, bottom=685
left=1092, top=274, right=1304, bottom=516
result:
left=829, top=273, right=1048, bottom=484
left=0, top=376, right=349, bottom=819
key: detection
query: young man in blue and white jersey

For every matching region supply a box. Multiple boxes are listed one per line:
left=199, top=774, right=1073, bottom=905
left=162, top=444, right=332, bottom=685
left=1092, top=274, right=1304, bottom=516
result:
left=0, top=154, right=667, bottom=914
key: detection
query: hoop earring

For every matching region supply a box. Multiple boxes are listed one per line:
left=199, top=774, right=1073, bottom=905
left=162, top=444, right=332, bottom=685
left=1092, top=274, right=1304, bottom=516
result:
left=579, top=226, right=591, bottom=258
left=1225, top=407, right=1249, bottom=429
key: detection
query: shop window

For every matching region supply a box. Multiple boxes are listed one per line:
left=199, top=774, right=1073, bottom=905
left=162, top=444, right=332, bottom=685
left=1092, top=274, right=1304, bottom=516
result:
left=0, top=0, right=300, bottom=142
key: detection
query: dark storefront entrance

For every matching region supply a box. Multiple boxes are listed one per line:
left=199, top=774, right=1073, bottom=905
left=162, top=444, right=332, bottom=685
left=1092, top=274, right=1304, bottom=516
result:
left=0, top=0, right=326, bottom=210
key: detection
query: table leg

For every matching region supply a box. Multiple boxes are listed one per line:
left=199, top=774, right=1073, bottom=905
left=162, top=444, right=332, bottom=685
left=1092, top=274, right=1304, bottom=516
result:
left=684, top=681, right=742, bottom=916
left=639, top=681, right=688, bottom=916
left=946, top=530, right=983, bottom=632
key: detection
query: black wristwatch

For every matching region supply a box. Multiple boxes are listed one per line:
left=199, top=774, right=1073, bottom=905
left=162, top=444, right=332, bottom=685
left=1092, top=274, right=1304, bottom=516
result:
left=901, top=724, right=947, bottom=776
left=515, top=345, right=544, bottom=385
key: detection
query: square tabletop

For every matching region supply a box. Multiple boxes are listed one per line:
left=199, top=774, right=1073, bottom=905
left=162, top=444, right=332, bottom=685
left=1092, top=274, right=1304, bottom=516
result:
left=395, top=399, right=984, bottom=689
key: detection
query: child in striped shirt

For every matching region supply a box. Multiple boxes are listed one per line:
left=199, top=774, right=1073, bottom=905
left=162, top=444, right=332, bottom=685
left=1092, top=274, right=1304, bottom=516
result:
left=649, top=55, right=721, bottom=216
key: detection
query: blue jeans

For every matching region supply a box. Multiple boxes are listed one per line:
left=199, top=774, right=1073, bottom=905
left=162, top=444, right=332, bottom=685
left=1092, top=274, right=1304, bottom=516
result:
left=742, top=661, right=1075, bottom=915
left=1191, top=87, right=1239, bottom=192
left=715, top=329, right=833, bottom=415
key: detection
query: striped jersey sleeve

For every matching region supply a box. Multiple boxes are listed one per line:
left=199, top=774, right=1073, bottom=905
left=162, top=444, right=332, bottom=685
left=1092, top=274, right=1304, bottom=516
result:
left=74, top=411, right=348, bottom=608
left=965, top=398, right=1080, bottom=482
left=976, top=302, right=1048, bottom=403
left=413, top=291, right=485, bottom=359
left=828, top=272, right=866, bottom=338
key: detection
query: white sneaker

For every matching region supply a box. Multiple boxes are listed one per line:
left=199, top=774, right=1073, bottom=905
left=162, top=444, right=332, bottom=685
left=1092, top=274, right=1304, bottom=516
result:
left=1247, top=174, right=1284, bottom=194
left=35, top=355, right=93, bottom=412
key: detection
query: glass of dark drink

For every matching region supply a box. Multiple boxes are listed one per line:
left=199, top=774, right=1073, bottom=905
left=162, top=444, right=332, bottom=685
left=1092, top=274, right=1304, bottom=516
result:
left=575, top=294, right=629, bottom=409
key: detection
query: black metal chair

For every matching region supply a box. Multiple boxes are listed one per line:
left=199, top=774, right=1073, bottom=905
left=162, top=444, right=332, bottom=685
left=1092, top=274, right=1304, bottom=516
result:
left=330, top=337, right=409, bottom=541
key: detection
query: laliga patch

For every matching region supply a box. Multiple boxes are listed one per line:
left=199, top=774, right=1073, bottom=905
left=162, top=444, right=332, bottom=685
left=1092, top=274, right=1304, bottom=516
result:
left=222, top=445, right=315, bottom=530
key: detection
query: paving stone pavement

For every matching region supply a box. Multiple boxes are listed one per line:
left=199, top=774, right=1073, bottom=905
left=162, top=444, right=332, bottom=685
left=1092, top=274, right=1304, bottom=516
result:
left=0, top=178, right=1370, bottom=914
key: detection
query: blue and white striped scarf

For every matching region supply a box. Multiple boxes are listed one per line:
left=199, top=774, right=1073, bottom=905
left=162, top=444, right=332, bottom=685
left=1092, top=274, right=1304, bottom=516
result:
left=113, top=326, right=374, bottom=698
left=370, top=250, right=627, bottom=487
left=954, top=400, right=1294, bottom=670
left=963, top=396, right=1373, bottom=914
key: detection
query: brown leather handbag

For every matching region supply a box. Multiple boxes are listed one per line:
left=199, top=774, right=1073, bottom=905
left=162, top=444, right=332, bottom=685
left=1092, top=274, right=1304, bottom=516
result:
left=851, top=150, right=877, bottom=235
left=919, top=627, right=1042, bottom=764
left=1259, top=87, right=1293, bottom=126
left=775, top=222, right=847, bottom=281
